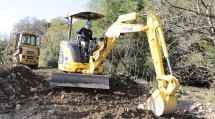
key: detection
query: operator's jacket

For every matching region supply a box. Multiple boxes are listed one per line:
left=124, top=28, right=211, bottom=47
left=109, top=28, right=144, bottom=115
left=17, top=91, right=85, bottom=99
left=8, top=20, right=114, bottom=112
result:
left=77, top=27, right=93, bottom=42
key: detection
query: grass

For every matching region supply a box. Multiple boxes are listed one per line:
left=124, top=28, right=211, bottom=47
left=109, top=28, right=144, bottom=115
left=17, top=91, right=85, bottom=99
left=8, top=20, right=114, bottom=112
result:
left=177, top=85, right=215, bottom=103
left=138, top=79, right=215, bottom=103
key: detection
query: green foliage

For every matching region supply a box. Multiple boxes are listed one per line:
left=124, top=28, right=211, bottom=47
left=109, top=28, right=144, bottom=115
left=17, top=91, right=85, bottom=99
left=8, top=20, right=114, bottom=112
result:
left=39, top=17, right=67, bottom=67
left=210, top=81, right=215, bottom=95
left=175, top=40, right=215, bottom=84
left=0, top=35, right=12, bottom=57
left=0, top=41, right=7, bottom=56
left=87, top=0, right=152, bottom=77
left=103, top=60, right=116, bottom=73
left=40, top=50, right=58, bottom=68
left=198, top=40, right=215, bottom=67
left=88, top=0, right=147, bottom=37
left=86, top=0, right=215, bottom=85
left=145, top=0, right=215, bottom=85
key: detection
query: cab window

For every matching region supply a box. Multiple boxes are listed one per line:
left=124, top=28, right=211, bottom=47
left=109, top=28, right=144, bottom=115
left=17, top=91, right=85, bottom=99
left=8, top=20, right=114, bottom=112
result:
left=30, top=36, right=36, bottom=45
left=21, top=35, right=28, bottom=44
left=36, top=36, right=40, bottom=46
left=21, top=34, right=37, bottom=46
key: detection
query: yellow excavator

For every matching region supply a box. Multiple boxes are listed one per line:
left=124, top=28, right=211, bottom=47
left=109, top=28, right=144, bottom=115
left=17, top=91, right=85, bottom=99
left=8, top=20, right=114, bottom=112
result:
left=12, top=32, right=40, bottom=69
left=50, top=11, right=180, bottom=116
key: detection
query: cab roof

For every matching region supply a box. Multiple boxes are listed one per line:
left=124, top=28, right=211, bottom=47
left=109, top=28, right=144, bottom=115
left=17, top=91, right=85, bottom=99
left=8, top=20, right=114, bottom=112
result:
left=69, top=11, right=104, bottom=20
left=17, top=32, right=37, bottom=36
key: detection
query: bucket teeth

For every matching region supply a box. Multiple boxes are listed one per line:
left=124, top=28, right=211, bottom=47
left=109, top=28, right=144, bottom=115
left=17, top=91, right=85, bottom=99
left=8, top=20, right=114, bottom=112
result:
left=50, top=72, right=110, bottom=89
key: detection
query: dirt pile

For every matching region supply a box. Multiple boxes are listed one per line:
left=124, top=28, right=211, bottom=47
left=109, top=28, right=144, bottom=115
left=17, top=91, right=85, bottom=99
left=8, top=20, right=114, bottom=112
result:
left=0, top=68, right=204, bottom=119
left=31, top=74, right=192, bottom=119
left=35, top=74, right=158, bottom=119
left=0, top=65, right=45, bottom=103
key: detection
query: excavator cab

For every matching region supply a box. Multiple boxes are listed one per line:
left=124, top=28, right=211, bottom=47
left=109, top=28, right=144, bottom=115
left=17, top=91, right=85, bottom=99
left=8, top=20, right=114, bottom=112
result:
left=50, top=12, right=110, bottom=89
left=13, top=32, right=40, bottom=69
left=65, top=12, right=104, bottom=63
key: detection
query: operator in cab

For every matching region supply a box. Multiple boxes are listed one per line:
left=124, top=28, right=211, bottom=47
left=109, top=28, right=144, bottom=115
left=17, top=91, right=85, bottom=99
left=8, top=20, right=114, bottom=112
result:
left=77, top=20, right=93, bottom=48
left=77, top=20, right=95, bottom=62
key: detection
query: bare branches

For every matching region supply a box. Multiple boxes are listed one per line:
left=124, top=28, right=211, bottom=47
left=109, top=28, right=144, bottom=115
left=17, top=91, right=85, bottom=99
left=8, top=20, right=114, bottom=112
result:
left=176, top=25, right=213, bottom=31
left=165, top=0, right=215, bottom=19
left=163, top=0, right=215, bottom=44
left=197, top=0, right=200, bottom=13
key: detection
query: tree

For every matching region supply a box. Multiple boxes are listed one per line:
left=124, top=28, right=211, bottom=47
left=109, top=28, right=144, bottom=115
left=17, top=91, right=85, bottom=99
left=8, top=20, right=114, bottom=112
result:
left=39, top=17, right=68, bottom=67
left=0, top=33, right=12, bottom=57
left=146, top=0, right=215, bottom=85
left=13, top=16, right=48, bottom=35
left=87, top=0, right=153, bottom=78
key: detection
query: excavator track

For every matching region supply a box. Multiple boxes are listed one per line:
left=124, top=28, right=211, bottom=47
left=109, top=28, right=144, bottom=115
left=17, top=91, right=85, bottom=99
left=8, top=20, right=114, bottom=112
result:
left=50, top=72, right=110, bottom=89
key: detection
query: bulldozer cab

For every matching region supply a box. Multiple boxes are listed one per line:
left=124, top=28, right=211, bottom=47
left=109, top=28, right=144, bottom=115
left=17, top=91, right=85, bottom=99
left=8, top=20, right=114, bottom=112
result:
left=13, top=32, right=40, bottom=68
left=14, top=32, right=40, bottom=50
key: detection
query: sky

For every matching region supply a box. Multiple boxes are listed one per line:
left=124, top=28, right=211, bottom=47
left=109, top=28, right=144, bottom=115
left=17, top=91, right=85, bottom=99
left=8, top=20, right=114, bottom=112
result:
left=0, top=0, right=88, bottom=34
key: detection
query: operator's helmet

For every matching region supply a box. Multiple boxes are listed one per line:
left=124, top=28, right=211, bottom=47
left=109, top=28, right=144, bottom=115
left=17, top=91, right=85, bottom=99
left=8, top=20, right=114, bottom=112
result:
left=86, top=20, right=92, bottom=26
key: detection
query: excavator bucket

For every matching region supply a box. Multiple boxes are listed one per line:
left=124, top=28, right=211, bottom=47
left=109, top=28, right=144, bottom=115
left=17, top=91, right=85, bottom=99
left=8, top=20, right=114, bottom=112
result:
left=144, top=89, right=177, bottom=116
left=50, top=72, right=110, bottom=89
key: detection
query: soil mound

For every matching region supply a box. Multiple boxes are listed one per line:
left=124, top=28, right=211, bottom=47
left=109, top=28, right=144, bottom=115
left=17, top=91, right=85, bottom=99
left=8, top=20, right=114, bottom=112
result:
left=0, top=68, right=196, bottom=119
left=0, top=65, right=44, bottom=103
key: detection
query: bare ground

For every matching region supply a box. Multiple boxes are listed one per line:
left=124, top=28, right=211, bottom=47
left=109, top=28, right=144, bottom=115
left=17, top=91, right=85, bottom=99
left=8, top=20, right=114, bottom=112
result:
left=0, top=66, right=214, bottom=119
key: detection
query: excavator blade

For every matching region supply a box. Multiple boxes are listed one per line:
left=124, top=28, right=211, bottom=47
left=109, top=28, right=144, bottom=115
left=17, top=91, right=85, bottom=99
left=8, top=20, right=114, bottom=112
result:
left=145, top=89, right=177, bottom=116
left=50, top=72, right=110, bottom=89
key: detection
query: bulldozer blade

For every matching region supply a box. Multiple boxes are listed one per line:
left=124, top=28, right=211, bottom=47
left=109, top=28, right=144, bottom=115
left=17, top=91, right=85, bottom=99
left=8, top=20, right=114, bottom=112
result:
left=144, top=89, right=177, bottom=116
left=50, top=72, right=110, bottom=89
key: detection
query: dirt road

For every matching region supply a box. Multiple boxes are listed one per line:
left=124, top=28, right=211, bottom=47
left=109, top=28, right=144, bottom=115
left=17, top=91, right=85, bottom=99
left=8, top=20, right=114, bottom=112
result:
left=0, top=66, right=213, bottom=119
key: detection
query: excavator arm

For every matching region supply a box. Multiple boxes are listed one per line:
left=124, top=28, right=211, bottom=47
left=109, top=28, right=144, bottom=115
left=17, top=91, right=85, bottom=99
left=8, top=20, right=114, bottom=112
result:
left=89, top=12, right=180, bottom=116
left=144, top=12, right=180, bottom=116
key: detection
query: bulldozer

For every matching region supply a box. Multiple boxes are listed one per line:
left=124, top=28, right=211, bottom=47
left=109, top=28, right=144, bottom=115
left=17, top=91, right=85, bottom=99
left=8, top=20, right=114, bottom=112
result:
left=50, top=11, right=180, bottom=116
left=12, top=32, right=40, bottom=69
